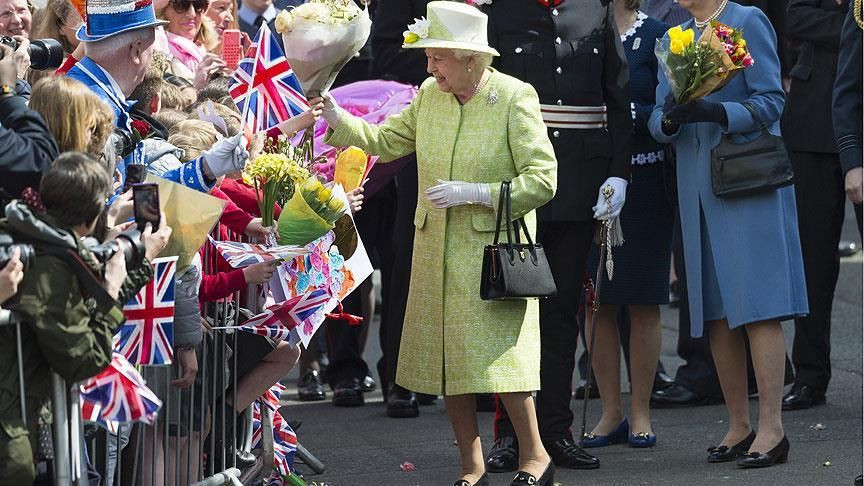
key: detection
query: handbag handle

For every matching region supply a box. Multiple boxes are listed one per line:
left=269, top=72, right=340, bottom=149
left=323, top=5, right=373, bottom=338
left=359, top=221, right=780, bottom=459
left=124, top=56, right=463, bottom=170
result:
left=493, top=181, right=508, bottom=245
left=742, top=102, right=769, bottom=134
left=500, top=181, right=540, bottom=265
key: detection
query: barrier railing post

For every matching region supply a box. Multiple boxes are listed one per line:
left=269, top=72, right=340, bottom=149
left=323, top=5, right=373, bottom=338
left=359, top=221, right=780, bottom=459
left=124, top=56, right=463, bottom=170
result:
left=68, top=383, right=87, bottom=486
left=51, top=373, right=71, bottom=486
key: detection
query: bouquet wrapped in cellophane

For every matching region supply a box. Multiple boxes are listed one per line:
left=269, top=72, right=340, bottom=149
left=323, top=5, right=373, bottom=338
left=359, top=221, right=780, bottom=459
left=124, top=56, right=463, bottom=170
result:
left=655, top=21, right=754, bottom=104
left=277, top=176, right=347, bottom=246
left=274, top=0, right=372, bottom=96
left=243, top=136, right=311, bottom=228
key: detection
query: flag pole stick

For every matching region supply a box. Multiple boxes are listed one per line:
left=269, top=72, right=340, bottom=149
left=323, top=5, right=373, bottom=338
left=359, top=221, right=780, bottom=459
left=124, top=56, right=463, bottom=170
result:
left=239, top=23, right=266, bottom=133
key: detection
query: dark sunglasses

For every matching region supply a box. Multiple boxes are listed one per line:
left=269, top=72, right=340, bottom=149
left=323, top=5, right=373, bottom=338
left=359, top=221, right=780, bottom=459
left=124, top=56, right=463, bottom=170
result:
left=170, top=0, right=208, bottom=14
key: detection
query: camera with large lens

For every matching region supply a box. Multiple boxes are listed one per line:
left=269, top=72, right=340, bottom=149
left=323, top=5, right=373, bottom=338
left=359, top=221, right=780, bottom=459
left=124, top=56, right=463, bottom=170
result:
left=0, top=36, right=64, bottom=71
left=0, top=233, right=34, bottom=271
left=88, top=229, right=146, bottom=269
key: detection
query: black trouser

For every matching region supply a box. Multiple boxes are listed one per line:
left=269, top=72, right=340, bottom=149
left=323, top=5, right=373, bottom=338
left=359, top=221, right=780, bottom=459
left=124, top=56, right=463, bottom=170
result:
left=789, top=151, right=847, bottom=394
left=377, top=158, right=418, bottom=391
left=324, top=182, right=397, bottom=387
left=494, top=220, right=595, bottom=441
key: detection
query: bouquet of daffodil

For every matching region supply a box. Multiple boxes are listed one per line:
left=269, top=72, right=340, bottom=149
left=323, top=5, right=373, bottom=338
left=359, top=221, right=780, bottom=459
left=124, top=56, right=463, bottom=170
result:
left=277, top=176, right=347, bottom=246
left=655, top=21, right=754, bottom=104
left=274, top=0, right=371, bottom=96
left=243, top=138, right=311, bottom=227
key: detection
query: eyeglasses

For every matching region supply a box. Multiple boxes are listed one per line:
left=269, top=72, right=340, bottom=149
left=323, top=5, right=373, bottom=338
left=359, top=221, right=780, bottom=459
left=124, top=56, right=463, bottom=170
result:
left=170, top=0, right=208, bottom=14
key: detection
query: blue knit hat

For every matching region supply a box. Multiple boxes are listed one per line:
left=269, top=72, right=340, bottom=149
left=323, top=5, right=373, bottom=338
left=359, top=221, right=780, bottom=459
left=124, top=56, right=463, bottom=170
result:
left=76, top=0, right=168, bottom=42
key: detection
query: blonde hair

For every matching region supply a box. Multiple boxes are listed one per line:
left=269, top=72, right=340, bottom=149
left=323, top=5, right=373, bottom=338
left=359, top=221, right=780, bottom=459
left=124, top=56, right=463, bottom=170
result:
left=168, top=119, right=219, bottom=161
left=153, top=109, right=190, bottom=132
left=32, top=0, right=81, bottom=54
left=157, top=6, right=219, bottom=51
left=160, top=80, right=188, bottom=110
left=30, top=76, right=115, bottom=157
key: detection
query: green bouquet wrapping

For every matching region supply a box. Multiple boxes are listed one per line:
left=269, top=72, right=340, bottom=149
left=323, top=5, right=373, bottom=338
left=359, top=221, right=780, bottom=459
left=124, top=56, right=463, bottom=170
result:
left=277, top=177, right=347, bottom=246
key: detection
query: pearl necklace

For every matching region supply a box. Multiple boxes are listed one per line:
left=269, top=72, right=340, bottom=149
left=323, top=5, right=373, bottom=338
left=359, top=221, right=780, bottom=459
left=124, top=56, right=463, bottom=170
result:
left=694, top=0, right=727, bottom=29
left=472, top=70, right=490, bottom=97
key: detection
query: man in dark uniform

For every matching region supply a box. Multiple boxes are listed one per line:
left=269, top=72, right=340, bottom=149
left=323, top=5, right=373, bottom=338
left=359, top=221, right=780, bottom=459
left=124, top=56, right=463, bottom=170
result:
left=481, top=0, right=631, bottom=471
left=780, top=0, right=851, bottom=411
left=832, top=0, right=863, bottom=234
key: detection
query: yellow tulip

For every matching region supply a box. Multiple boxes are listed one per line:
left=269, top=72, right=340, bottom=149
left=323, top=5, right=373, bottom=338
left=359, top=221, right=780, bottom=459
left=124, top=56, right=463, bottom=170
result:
left=334, top=146, right=368, bottom=191
left=668, top=25, right=683, bottom=41
left=682, top=28, right=694, bottom=47
left=670, top=39, right=684, bottom=55
left=404, top=32, right=419, bottom=44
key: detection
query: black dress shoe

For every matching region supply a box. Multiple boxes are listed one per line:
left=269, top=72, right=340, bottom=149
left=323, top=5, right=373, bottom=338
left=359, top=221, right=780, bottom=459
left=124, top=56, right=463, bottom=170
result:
left=476, top=393, right=496, bottom=412
left=486, top=436, right=519, bottom=473
left=511, top=462, right=554, bottom=486
left=332, top=378, right=365, bottom=407
left=653, top=371, right=675, bottom=392
left=546, top=437, right=600, bottom=469
left=650, top=383, right=718, bottom=408
left=386, top=384, right=419, bottom=418
left=417, top=392, right=437, bottom=405
left=707, top=430, right=756, bottom=463
left=361, top=375, right=377, bottom=393
left=573, top=379, right=600, bottom=399
left=297, top=370, right=326, bottom=401
left=782, top=384, right=826, bottom=411
left=737, top=436, right=789, bottom=468
left=454, top=473, right=490, bottom=486
left=855, top=474, right=862, bottom=486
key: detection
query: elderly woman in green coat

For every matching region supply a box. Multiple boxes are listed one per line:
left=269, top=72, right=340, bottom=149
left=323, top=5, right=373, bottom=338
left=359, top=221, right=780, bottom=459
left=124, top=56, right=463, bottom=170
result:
left=320, top=3, right=557, bottom=485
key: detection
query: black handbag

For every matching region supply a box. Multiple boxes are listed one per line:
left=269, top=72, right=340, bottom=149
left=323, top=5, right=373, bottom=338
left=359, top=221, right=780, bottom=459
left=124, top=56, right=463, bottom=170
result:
left=480, top=181, right=556, bottom=301
left=711, top=103, right=794, bottom=198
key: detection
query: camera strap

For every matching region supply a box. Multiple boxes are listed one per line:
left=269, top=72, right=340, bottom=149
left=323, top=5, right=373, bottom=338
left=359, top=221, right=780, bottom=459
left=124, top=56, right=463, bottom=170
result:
left=35, top=244, right=118, bottom=311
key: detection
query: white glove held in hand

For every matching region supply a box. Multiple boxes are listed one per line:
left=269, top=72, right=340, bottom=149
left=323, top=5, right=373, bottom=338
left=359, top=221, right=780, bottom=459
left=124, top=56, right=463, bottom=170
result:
left=202, top=133, right=249, bottom=179
left=592, top=177, right=628, bottom=220
left=425, top=180, right=492, bottom=208
left=321, top=91, right=344, bottom=128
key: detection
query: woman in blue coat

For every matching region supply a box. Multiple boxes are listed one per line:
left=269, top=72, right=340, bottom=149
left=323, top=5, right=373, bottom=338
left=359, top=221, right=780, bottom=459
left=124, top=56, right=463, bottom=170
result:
left=649, top=0, right=808, bottom=468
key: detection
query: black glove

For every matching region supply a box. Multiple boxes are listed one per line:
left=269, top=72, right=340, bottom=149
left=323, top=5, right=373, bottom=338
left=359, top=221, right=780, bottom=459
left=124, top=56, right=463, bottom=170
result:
left=661, top=93, right=680, bottom=135
left=666, top=99, right=728, bottom=126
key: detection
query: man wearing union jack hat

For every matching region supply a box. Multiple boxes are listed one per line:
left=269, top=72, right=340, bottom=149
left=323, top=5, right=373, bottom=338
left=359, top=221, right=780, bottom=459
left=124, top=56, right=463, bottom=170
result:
left=66, top=0, right=250, bottom=194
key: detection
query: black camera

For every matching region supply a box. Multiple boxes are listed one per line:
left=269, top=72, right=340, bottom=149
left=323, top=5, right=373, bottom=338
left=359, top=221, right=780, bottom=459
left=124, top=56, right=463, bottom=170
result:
left=0, top=233, right=33, bottom=271
left=88, top=229, right=146, bottom=269
left=0, top=36, right=64, bottom=71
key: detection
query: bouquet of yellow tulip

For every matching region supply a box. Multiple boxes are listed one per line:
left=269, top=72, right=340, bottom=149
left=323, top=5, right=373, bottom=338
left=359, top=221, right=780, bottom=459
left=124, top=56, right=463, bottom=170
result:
left=655, top=22, right=754, bottom=104
left=277, top=177, right=347, bottom=246
left=333, top=146, right=369, bottom=191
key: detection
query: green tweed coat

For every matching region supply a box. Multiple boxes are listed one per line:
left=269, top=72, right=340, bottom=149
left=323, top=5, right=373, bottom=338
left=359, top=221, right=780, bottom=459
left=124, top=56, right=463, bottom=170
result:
left=326, top=69, right=557, bottom=395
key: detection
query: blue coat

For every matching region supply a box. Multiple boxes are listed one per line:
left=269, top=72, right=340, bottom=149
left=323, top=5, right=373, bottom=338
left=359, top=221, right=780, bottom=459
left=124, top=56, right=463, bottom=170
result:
left=649, top=2, right=809, bottom=337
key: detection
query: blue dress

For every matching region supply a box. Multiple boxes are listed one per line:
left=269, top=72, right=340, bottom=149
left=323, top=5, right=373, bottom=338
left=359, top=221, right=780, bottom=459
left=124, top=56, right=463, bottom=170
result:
left=648, top=3, right=809, bottom=337
left=592, top=12, right=674, bottom=306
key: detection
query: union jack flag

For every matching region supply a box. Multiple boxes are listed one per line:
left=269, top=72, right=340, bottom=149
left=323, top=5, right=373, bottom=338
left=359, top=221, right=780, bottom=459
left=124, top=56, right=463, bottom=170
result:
left=230, top=22, right=310, bottom=135
left=79, top=353, right=162, bottom=424
left=240, top=288, right=331, bottom=341
left=251, top=399, right=298, bottom=476
left=80, top=397, right=119, bottom=434
left=208, top=236, right=308, bottom=269
left=114, top=256, right=177, bottom=365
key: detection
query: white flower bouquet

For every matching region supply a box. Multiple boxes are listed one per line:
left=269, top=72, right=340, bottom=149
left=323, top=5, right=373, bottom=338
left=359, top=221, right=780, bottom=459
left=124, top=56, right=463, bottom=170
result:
left=275, top=0, right=372, bottom=96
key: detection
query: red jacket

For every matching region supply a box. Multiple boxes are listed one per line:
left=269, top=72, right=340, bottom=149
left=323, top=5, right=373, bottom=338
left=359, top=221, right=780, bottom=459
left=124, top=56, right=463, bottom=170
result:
left=219, top=178, right=282, bottom=220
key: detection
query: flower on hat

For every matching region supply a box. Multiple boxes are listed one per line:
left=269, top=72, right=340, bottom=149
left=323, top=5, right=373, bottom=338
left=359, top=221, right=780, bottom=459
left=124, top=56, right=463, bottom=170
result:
left=402, top=17, right=430, bottom=45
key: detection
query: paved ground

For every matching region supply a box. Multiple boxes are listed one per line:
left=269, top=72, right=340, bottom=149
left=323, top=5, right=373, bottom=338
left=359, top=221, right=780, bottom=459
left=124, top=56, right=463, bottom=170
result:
left=279, top=204, right=863, bottom=486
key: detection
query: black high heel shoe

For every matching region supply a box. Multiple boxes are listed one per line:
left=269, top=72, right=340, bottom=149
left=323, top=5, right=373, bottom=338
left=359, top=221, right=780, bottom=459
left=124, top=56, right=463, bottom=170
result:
left=737, top=436, right=789, bottom=468
left=454, top=473, right=490, bottom=486
left=511, top=462, right=554, bottom=486
left=707, top=430, right=756, bottom=463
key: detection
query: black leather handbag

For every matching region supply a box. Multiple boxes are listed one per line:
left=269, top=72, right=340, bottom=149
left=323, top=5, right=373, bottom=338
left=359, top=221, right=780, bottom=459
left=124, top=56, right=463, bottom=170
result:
left=480, top=181, right=556, bottom=301
left=711, top=103, right=794, bottom=198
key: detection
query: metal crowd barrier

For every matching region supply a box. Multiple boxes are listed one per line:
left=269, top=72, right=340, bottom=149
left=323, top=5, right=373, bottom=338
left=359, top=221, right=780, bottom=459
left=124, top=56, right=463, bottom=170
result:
left=5, top=226, right=324, bottom=486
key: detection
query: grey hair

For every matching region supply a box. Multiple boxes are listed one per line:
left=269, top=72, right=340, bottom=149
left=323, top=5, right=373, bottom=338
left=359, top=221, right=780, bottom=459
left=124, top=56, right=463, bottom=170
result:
left=100, top=131, right=122, bottom=176
left=85, top=28, right=156, bottom=60
left=452, top=49, right=494, bottom=71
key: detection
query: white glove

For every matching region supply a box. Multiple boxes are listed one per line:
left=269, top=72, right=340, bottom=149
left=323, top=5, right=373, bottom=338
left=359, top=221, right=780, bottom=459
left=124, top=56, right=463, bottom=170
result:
left=425, top=179, right=492, bottom=208
left=201, top=133, right=249, bottom=179
left=321, top=91, right=344, bottom=128
left=592, top=177, right=628, bottom=220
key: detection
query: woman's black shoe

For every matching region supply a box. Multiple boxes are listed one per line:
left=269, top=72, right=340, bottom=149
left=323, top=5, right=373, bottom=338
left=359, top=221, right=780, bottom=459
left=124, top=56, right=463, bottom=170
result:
left=454, top=473, right=490, bottom=486
left=707, top=430, right=756, bottom=463
left=511, top=462, right=554, bottom=486
left=297, top=370, right=326, bottom=401
left=737, top=436, right=789, bottom=468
